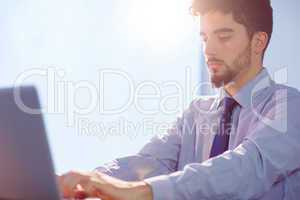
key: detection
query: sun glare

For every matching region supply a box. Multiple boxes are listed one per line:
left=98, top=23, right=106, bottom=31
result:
left=127, top=0, right=195, bottom=49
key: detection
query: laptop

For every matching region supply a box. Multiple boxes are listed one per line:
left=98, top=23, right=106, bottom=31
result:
left=0, top=86, right=61, bottom=200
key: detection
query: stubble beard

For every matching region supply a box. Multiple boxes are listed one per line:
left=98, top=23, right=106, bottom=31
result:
left=210, top=44, right=252, bottom=88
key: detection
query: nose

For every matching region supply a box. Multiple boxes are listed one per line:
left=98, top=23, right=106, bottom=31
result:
left=203, top=38, right=218, bottom=58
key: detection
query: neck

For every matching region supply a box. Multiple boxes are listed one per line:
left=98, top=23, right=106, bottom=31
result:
left=224, top=63, right=263, bottom=96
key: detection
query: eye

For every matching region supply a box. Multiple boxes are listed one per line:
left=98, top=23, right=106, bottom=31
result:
left=218, top=35, right=232, bottom=42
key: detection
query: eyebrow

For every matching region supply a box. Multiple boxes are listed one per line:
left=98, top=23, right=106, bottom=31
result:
left=214, top=28, right=234, bottom=34
left=200, top=28, right=234, bottom=36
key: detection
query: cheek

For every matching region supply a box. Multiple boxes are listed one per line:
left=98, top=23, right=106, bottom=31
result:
left=217, top=41, right=236, bottom=57
left=222, top=41, right=246, bottom=63
left=221, top=50, right=236, bottom=66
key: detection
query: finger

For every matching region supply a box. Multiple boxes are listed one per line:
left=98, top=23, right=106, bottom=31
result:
left=74, top=174, right=107, bottom=199
left=56, top=174, right=73, bottom=197
left=60, top=171, right=88, bottom=198
left=80, top=186, right=111, bottom=200
left=74, top=184, right=88, bottom=199
left=76, top=178, right=99, bottom=197
left=56, top=175, right=66, bottom=197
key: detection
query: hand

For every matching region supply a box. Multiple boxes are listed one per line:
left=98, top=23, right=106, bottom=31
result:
left=57, top=171, right=153, bottom=200
left=56, top=173, right=88, bottom=199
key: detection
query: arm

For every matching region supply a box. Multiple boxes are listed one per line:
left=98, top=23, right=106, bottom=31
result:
left=145, top=91, right=300, bottom=200
left=94, top=101, right=196, bottom=181
left=58, top=99, right=199, bottom=199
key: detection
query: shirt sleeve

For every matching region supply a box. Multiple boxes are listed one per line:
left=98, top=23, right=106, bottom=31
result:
left=93, top=101, right=196, bottom=181
left=145, top=89, right=300, bottom=200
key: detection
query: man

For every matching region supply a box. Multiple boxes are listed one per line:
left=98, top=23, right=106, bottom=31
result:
left=58, top=0, right=300, bottom=199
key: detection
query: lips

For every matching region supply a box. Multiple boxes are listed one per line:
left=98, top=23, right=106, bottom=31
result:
left=207, top=62, right=223, bottom=70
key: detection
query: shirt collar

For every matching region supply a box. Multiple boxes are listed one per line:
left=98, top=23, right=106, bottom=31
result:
left=216, top=67, right=273, bottom=108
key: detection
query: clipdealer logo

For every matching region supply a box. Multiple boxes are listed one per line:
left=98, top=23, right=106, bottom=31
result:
left=12, top=66, right=204, bottom=128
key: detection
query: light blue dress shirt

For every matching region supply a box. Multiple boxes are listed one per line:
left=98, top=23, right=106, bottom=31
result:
left=95, top=68, right=300, bottom=200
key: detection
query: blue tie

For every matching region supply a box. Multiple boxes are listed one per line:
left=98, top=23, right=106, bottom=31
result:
left=209, top=97, right=238, bottom=158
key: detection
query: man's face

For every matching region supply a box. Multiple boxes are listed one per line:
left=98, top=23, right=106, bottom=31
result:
left=200, top=11, right=253, bottom=88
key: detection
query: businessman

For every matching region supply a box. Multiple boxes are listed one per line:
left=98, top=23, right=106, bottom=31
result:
left=58, top=0, right=300, bottom=199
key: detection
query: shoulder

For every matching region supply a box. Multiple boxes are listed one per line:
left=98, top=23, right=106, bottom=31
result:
left=259, top=83, right=300, bottom=121
left=270, top=83, right=300, bottom=104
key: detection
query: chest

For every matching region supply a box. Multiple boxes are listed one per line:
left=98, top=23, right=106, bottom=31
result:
left=177, top=106, right=263, bottom=170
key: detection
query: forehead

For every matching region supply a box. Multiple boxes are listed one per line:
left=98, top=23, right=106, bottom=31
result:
left=200, top=11, right=244, bottom=34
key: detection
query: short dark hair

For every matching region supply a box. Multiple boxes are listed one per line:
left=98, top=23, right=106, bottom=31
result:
left=191, top=0, right=273, bottom=57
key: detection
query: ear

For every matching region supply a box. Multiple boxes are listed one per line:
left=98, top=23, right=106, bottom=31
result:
left=252, top=32, right=269, bottom=55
